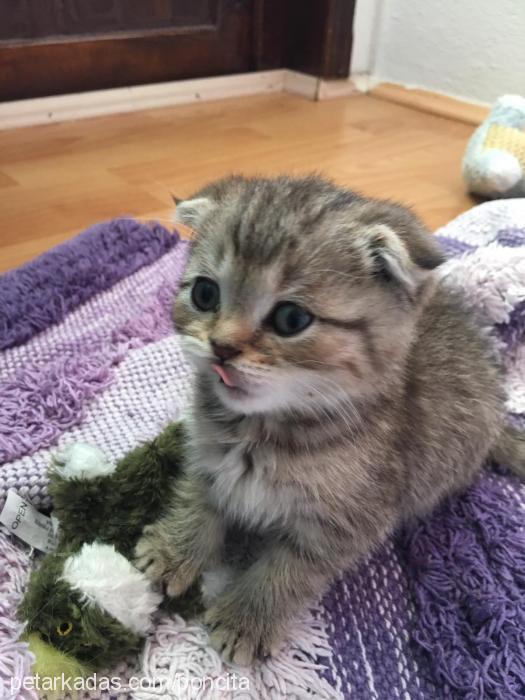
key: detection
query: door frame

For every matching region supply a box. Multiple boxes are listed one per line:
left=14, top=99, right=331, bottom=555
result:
left=255, top=0, right=356, bottom=80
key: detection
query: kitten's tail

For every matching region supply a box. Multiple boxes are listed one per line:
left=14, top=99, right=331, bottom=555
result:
left=491, top=426, right=525, bottom=477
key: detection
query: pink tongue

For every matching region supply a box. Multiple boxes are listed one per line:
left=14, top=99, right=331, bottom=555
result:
left=211, top=363, right=236, bottom=387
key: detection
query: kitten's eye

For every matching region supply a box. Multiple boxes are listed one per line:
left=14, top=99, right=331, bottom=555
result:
left=191, top=277, right=220, bottom=311
left=269, top=303, right=313, bottom=336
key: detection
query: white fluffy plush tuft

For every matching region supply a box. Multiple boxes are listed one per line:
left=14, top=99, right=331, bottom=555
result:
left=61, top=543, right=162, bottom=635
left=498, top=94, right=525, bottom=110
left=476, top=150, right=522, bottom=192
left=54, top=442, right=116, bottom=480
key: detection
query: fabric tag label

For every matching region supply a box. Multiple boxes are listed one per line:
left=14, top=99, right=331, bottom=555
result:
left=0, top=490, right=58, bottom=553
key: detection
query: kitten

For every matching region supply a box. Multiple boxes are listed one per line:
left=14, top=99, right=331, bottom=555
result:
left=135, top=175, right=524, bottom=666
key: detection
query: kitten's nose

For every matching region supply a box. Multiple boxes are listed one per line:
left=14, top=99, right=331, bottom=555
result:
left=210, top=340, right=241, bottom=363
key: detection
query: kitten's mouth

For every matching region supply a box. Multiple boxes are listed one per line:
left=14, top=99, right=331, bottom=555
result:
left=211, top=363, right=236, bottom=387
left=211, top=363, right=247, bottom=396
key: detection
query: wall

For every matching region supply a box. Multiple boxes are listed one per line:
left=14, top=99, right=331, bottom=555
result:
left=352, top=0, right=525, bottom=105
left=351, top=0, right=383, bottom=75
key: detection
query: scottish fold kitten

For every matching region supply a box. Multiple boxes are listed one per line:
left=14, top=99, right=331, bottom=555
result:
left=135, top=175, right=522, bottom=666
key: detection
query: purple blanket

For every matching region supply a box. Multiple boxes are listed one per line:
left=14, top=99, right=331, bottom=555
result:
left=1, top=202, right=525, bottom=699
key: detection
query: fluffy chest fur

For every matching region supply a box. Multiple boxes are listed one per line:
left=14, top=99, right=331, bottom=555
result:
left=185, top=391, right=386, bottom=541
left=188, top=432, right=301, bottom=530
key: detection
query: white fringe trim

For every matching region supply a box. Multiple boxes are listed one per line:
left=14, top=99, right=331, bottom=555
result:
left=130, top=607, right=341, bottom=699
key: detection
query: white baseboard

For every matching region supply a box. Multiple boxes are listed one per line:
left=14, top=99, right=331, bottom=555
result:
left=0, top=70, right=286, bottom=129
left=0, top=70, right=363, bottom=130
left=350, top=72, right=381, bottom=94
left=283, top=71, right=359, bottom=101
left=284, top=71, right=319, bottom=99
left=317, top=77, right=361, bottom=100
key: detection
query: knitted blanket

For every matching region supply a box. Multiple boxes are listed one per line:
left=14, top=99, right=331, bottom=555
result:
left=1, top=201, right=525, bottom=700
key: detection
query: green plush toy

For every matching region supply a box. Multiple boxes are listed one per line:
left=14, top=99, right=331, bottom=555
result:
left=18, top=421, right=200, bottom=682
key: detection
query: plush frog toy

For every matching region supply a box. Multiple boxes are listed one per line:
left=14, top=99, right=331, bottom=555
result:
left=18, top=421, right=200, bottom=682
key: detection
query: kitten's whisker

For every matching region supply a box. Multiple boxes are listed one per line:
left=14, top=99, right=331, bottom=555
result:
left=319, top=376, right=363, bottom=426
left=293, top=360, right=344, bottom=371
left=294, top=376, right=358, bottom=435
left=236, top=365, right=273, bottom=378
left=307, top=377, right=361, bottom=434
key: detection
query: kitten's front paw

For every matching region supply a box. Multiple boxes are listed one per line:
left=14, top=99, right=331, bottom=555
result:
left=205, top=602, right=282, bottom=666
left=134, top=525, right=199, bottom=597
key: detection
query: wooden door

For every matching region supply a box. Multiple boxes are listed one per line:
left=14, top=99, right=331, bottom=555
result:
left=0, top=0, right=255, bottom=100
left=0, top=0, right=355, bottom=101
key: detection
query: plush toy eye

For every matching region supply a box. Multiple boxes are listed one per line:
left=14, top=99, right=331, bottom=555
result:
left=56, top=621, right=73, bottom=637
left=191, top=277, right=220, bottom=311
left=269, top=302, right=313, bottom=336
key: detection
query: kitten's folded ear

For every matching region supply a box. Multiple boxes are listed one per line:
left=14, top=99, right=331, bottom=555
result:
left=365, top=224, right=444, bottom=299
left=173, top=197, right=215, bottom=230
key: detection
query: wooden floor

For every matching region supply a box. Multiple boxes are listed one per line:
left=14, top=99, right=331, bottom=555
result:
left=0, top=93, right=476, bottom=274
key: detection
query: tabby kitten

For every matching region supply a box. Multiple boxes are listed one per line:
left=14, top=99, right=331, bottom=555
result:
left=136, top=175, right=519, bottom=666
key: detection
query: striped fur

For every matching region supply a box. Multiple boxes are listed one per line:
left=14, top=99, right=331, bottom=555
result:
left=135, top=175, right=505, bottom=666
